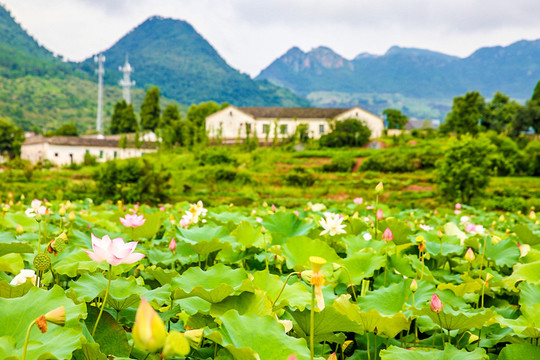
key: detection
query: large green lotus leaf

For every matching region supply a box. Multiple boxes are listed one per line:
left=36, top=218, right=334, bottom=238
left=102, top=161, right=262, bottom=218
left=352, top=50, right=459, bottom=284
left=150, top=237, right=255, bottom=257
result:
left=208, top=211, right=250, bottom=225
left=251, top=270, right=311, bottom=311
left=72, top=343, right=108, bottom=360
left=413, top=306, right=494, bottom=331
left=485, top=239, right=520, bottom=268
left=262, top=212, right=314, bottom=244
left=438, top=280, right=483, bottom=297
left=513, top=224, right=540, bottom=245
left=356, top=282, right=408, bottom=315
left=379, top=218, right=411, bottom=245
left=444, top=222, right=467, bottom=242
left=69, top=273, right=171, bottom=310
left=338, top=251, right=386, bottom=284
left=210, top=290, right=273, bottom=317
left=208, top=310, right=316, bottom=360
left=0, top=285, right=86, bottom=359
left=142, top=266, right=179, bottom=286
left=424, top=237, right=464, bottom=257
left=53, top=249, right=137, bottom=277
left=503, top=260, right=540, bottom=289
left=146, top=246, right=198, bottom=267
left=177, top=297, right=212, bottom=315
left=0, top=241, right=34, bottom=257
left=176, top=223, right=235, bottom=255
left=0, top=280, right=34, bottom=298
left=498, top=343, right=540, bottom=360
left=519, top=282, right=540, bottom=307
left=520, top=303, right=540, bottom=325
left=289, top=305, right=364, bottom=342
left=496, top=311, right=540, bottom=338
left=0, top=253, right=24, bottom=274
left=333, top=295, right=409, bottom=338
left=388, top=253, right=416, bottom=278
left=172, top=263, right=254, bottom=303
left=380, top=344, right=488, bottom=360
left=346, top=218, right=370, bottom=236
left=2, top=212, right=39, bottom=231
left=343, top=235, right=385, bottom=256
left=282, top=236, right=340, bottom=271
left=131, top=212, right=162, bottom=240
left=231, top=221, right=266, bottom=248
left=85, top=305, right=130, bottom=357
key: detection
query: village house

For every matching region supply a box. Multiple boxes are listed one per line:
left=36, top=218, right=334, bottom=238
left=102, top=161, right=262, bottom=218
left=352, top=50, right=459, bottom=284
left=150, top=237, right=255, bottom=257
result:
left=21, top=134, right=157, bottom=166
left=205, top=106, right=384, bottom=144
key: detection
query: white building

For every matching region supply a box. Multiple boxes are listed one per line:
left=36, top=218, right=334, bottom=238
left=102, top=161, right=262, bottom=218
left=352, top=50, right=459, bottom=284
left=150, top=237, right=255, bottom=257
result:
left=206, top=106, right=384, bottom=144
left=21, top=135, right=156, bottom=166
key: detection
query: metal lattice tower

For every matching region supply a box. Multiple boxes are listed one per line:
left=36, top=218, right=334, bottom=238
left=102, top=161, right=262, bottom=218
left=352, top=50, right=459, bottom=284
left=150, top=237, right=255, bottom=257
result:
left=119, top=55, right=135, bottom=104
left=94, top=54, right=105, bottom=134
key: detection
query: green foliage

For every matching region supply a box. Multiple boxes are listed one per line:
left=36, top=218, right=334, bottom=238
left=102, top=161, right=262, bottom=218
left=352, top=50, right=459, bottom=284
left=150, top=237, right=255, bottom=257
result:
left=140, top=86, right=161, bottom=131
left=482, top=92, right=520, bottom=133
left=320, top=155, right=355, bottom=173
left=441, top=91, right=485, bottom=136
left=94, top=158, right=171, bottom=204
left=283, top=166, right=316, bottom=187
left=199, top=149, right=237, bottom=167
left=319, top=118, right=371, bottom=147
left=524, top=140, right=540, bottom=176
left=0, top=116, right=24, bottom=159
left=383, top=108, right=409, bottom=129
left=50, top=122, right=78, bottom=136
left=436, top=135, right=495, bottom=203
left=110, top=100, right=138, bottom=134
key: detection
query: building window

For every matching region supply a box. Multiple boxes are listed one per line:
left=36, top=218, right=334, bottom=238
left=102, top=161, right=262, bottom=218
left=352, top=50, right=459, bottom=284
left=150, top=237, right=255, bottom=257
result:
left=99, top=150, right=103, bottom=159
left=319, top=124, right=325, bottom=134
left=279, top=124, right=288, bottom=135
left=229, top=111, right=233, bottom=116
left=54, top=153, right=58, bottom=157
left=246, top=123, right=252, bottom=132
left=114, top=151, right=117, bottom=159
left=262, top=124, right=270, bottom=134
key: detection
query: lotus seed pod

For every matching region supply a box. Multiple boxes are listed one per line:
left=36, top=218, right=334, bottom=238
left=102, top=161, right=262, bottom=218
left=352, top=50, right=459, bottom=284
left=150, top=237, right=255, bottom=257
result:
left=52, top=237, right=66, bottom=252
left=33, top=253, right=51, bottom=271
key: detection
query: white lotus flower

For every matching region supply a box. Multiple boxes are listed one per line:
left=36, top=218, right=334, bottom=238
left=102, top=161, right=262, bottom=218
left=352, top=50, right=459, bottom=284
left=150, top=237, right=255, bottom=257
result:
left=10, top=269, right=36, bottom=285
left=319, top=212, right=346, bottom=236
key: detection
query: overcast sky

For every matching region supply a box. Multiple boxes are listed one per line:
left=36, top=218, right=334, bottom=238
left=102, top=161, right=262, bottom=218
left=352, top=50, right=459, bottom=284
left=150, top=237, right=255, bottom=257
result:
left=2, top=0, right=540, bottom=77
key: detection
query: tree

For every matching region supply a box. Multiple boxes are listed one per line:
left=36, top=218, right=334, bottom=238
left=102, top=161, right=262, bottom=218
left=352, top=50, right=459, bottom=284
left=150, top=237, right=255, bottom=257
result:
left=159, top=104, right=182, bottom=148
left=54, top=122, right=78, bottom=136
left=140, top=87, right=161, bottom=131
left=0, top=117, right=25, bottom=159
left=111, top=100, right=138, bottom=134
left=319, top=118, right=371, bottom=147
left=382, top=109, right=409, bottom=129
left=482, top=92, right=520, bottom=133
left=186, top=101, right=228, bottom=146
left=440, top=91, right=485, bottom=136
left=510, top=80, right=540, bottom=136
left=436, top=135, right=495, bottom=203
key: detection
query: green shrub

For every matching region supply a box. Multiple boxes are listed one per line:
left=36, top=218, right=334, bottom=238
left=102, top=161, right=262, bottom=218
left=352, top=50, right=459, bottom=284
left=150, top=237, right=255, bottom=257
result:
left=319, top=118, right=371, bottom=148
left=214, top=167, right=237, bottom=182
left=199, top=149, right=237, bottom=166
left=436, top=135, right=495, bottom=203
left=321, top=156, right=356, bottom=173
left=524, top=140, right=540, bottom=176
left=283, top=166, right=316, bottom=187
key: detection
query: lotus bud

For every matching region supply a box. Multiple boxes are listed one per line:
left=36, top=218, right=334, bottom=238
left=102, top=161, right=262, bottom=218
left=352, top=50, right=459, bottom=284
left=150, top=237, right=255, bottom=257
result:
left=410, top=279, right=418, bottom=293
left=162, top=331, right=190, bottom=357
left=519, top=243, right=531, bottom=258
left=58, top=204, right=66, bottom=217
left=382, top=227, right=393, bottom=242
left=45, top=306, right=66, bottom=326
left=68, top=211, right=76, bottom=222
left=376, top=209, right=384, bottom=220
left=328, top=353, right=337, bottom=360
left=375, top=182, right=383, bottom=194
left=530, top=211, right=537, bottom=220
left=437, top=230, right=443, bottom=238
left=287, top=356, right=297, bottom=360
left=16, top=224, right=24, bottom=235
left=332, top=263, right=343, bottom=272
left=300, top=270, right=313, bottom=285
left=430, top=293, right=443, bottom=313
left=485, top=273, right=494, bottom=283
left=184, top=328, right=204, bottom=349
left=35, top=213, right=42, bottom=222
left=132, top=298, right=168, bottom=353
left=465, top=248, right=475, bottom=262
left=468, top=332, right=479, bottom=343
left=169, top=238, right=177, bottom=252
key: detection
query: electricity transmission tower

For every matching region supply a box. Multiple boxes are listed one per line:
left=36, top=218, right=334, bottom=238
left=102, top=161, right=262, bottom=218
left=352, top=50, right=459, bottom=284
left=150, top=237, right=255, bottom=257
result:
left=95, top=53, right=105, bottom=134
left=119, top=55, right=135, bottom=104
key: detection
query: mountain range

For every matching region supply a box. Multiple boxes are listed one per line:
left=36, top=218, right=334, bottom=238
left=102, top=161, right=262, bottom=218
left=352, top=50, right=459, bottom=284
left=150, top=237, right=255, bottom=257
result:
left=0, top=1, right=539, bottom=130
left=257, top=41, right=540, bottom=118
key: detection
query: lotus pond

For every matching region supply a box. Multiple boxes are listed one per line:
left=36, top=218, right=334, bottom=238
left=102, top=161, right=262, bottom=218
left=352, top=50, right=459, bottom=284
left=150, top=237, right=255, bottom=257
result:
left=0, top=194, right=539, bottom=360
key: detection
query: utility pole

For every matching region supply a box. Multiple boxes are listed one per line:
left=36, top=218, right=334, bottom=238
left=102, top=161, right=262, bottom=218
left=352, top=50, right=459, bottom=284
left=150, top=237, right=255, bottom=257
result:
left=95, top=53, right=105, bottom=134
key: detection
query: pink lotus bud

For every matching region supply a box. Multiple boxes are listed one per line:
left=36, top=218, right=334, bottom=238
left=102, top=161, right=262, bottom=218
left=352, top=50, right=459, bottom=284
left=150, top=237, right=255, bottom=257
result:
left=287, top=356, right=297, bottom=360
left=382, top=227, right=393, bottom=242
left=455, top=203, right=462, bottom=210
left=376, top=209, right=384, bottom=220
left=430, top=293, right=443, bottom=313
left=294, top=210, right=299, bottom=217
left=256, top=217, right=263, bottom=223
left=410, top=279, right=418, bottom=293
left=366, top=205, right=374, bottom=210
left=271, top=204, right=277, bottom=212
left=169, top=238, right=177, bottom=252
left=353, top=197, right=363, bottom=205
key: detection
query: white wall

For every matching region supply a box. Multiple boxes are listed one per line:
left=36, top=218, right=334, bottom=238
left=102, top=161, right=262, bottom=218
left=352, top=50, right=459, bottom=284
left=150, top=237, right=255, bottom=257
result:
left=336, top=107, right=384, bottom=138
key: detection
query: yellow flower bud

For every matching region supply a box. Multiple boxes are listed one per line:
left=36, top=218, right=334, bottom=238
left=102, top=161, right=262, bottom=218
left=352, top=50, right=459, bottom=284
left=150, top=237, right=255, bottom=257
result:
left=16, top=224, right=24, bottom=235
left=68, top=211, right=76, bottom=222
left=530, top=211, right=537, bottom=220
left=162, top=331, right=190, bottom=357
left=375, top=181, right=383, bottom=194
left=468, top=333, right=479, bottom=343
left=45, top=306, right=66, bottom=326
left=132, top=298, right=168, bottom=353
left=465, top=248, right=475, bottom=263
left=184, top=328, right=204, bottom=350
left=58, top=204, right=66, bottom=217
left=410, top=279, right=418, bottom=293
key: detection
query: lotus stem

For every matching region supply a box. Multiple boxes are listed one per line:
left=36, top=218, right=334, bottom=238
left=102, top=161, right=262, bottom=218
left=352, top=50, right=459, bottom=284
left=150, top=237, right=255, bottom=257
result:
left=271, top=272, right=299, bottom=308
left=92, top=264, right=113, bottom=337
left=310, top=285, right=315, bottom=360
left=21, top=319, right=37, bottom=360
left=341, top=266, right=357, bottom=301
left=366, top=332, right=371, bottom=360
left=374, top=333, right=378, bottom=360
left=477, top=236, right=488, bottom=309
left=437, top=313, right=445, bottom=347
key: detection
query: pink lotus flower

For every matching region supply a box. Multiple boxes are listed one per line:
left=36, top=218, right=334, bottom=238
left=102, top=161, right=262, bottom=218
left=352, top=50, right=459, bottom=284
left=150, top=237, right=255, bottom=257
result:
left=382, top=227, right=393, bottom=242
left=120, top=213, right=146, bottom=228
left=294, top=210, right=299, bottom=217
left=377, top=209, right=384, bottom=220
left=366, top=205, right=374, bottom=210
left=430, top=293, right=443, bottom=313
left=85, top=233, right=145, bottom=266
left=169, top=238, right=177, bottom=252
left=353, top=197, right=363, bottom=205
left=271, top=204, right=277, bottom=212
left=256, top=217, right=263, bottom=223
left=455, top=203, right=462, bottom=210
